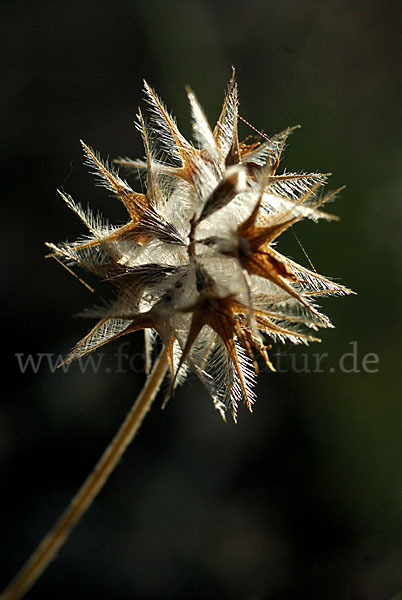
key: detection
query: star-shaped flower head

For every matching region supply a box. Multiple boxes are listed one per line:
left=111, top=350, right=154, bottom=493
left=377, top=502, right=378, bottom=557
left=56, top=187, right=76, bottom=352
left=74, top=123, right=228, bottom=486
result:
left=47, top=69, right=352, bottom=421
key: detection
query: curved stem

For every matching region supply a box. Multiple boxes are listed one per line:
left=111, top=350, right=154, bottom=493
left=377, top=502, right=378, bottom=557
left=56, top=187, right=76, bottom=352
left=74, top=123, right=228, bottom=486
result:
left=1, top=348, right=168, bottom=600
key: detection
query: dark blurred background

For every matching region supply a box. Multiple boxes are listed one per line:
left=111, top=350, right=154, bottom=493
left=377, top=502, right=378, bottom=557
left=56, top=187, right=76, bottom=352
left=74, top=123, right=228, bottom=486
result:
left=1, top=1, right=402, bottom=598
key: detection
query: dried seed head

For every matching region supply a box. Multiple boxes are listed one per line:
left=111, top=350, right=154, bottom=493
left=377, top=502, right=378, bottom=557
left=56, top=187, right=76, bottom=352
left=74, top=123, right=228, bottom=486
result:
left=47, top=70, right=353, bottom=420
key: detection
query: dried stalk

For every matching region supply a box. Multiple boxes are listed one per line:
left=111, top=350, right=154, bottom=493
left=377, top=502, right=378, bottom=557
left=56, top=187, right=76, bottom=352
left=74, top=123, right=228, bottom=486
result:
left=1, top=348, right=168, bottom=600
